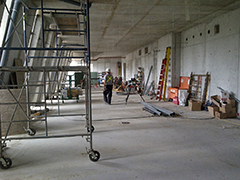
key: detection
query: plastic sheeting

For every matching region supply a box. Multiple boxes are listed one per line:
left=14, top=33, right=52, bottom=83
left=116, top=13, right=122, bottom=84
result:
left=178, top=89, right=188, bottom=106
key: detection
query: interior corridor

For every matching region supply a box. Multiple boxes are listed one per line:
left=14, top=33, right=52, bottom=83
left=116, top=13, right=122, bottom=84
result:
left=1, top=88, right=240, bottom=180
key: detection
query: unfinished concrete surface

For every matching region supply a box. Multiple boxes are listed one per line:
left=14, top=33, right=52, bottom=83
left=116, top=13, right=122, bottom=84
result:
left=0, top=89, right=27, bottom=135
left=1, top=88, right=240, bottom=179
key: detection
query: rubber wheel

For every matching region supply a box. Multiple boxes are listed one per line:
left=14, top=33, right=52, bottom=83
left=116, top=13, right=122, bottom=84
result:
left=89, top=150, right=100, bottom=162
left=87, top=126, right=95, bottom=133
left=27, top=128, right=36, bottom=136
left=0, top=157, right=12, bottom=169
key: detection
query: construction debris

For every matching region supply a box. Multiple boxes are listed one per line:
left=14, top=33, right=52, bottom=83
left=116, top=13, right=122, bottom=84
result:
left=141, top=102, right=175, bottom=116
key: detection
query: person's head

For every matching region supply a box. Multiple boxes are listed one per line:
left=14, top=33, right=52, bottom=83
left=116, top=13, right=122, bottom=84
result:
left=106, top=68, right=111, bottom=74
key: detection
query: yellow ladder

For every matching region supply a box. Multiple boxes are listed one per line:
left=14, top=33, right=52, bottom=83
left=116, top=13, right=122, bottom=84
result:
left=162, top=47, right=171, bottom=101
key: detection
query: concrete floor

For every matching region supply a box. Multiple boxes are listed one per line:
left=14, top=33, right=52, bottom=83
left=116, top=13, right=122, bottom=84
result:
left=1, top=88, right=240, bottom=180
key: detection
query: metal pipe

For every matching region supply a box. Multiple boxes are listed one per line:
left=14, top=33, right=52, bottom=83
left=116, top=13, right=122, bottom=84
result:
left=23, top=6, right=27, bottom=66
left=28, top=56, right=84, bottom=59
left=77, top=14, right=81, bottom=36
left=91, top=56, right=125, bottom=61
left=150, top=104, right=175, bottom=116
left=58, top=0, right=81, bottom=6
left=41, top=0, right=45, bottom=48
left=153, top=106, right=175, bottom=116
left=0, top=0, right=22, bottom=67
left=141, top=102, right=162, bottom=116
left=0, top=47, right=87, bottom=51
left=6, top=134, right=90, bottom=141
left=45, top=12, right=84, bottom=15
left=23, top=6, right=31, bottom=132
left=141, top=102, right=175, bottom=116
left=57, top=44, right=85, bottom=47
left=142, top=107, right=155, bottom=115
left=45, top=29, right=86, bottom=33
left=57, top=71, right=61, bottom=115
left=144, top=66, right=153, bottom=95
left=0, top=66, right=88, bottom=72
left=86, top=0, right=94, bottom=150
left=43, top=70, right=48, bottom=136
left=145, top=80, right=154, bottom=96
left=0, top=114, right=2, bottom=157
left=29, top=7, right=85, bottom=13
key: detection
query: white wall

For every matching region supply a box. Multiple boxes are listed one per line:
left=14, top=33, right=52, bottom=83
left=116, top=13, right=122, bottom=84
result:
left=124, top=34, right=173, bottom=92
left=181, top=8, right=240, bottom=100
left=91, top=58, right=122, bottom=78
left=124, top=7, right=240, bottom=115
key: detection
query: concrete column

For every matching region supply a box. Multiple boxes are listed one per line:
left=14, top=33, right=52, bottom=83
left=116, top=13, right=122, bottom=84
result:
left=0, top=89, right=27, bottom=135
left=171, top=32, right=181, bottom=87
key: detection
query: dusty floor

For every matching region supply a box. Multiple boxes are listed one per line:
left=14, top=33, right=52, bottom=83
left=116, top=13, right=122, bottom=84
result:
left=1, top=88, right=240, bottom=180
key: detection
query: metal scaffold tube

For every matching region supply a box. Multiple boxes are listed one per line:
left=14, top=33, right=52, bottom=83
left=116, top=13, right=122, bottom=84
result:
left=0, top=0, right=100, bottom=169
left=0, top=0, right=22, bottom=67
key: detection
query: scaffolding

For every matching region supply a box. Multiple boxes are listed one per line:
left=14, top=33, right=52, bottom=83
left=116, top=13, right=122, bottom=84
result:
left=0, top=0, right=100, bottom=169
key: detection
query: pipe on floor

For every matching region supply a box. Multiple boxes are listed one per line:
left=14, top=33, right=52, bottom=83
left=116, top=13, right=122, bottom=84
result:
left=141, top=102, right=175, bottom=116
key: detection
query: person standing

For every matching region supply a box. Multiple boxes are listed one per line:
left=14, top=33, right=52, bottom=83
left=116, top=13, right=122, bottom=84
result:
left=103, top=68, right=113, bottom=104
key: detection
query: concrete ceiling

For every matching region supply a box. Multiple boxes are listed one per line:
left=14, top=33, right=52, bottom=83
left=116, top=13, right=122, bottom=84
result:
left=33, top=0, right=240, bottom=58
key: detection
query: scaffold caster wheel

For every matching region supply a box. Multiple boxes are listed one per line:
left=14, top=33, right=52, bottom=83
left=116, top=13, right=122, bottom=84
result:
left=89, top=150, right=100, bottom=162
left=1, top=143, right=7, bottom=148
left=0, top=157, right=12, bottom=169
left=27, top=128, right=36, bottom=136
left=87, top=126, right=95, bottom=133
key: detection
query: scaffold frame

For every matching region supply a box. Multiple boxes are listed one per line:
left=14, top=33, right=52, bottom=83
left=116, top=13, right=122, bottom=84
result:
left=0, top=0, right=100, bottom=169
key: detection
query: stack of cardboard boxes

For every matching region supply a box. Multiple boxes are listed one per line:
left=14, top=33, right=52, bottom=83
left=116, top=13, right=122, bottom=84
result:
left=208, top=95, right=236, bottom=119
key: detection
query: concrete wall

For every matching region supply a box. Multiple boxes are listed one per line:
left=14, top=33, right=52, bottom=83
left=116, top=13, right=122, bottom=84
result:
left=124, top=33, right=174, bottom=93
left=0, top=89, right=27, bottom=135
left=91, top=58, right=123, bottom=79
left=181, top=8, right=240, bottom=102
left=124, top=8, right=240, bottom=116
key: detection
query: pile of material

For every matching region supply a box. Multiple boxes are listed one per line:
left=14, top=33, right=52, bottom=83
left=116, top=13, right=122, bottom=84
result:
left=141, top=102, right=175, bottom=116
left=209, top=95, right=236, bottom=119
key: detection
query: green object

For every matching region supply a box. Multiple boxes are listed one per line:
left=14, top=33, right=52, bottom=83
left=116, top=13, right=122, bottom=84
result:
left=91, top=72, right=98, bottom=86
left=75, top=72, right=84, bottom=88
left=134, top=74, right=138, bottom=79
left=68, top=76, right=72, bottom=99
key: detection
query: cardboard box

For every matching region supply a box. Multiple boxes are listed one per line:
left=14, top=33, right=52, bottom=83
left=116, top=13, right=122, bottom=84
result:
left=226, top=108, right=236, bottom=118
left=227, top=98, right=236, bottom=108
left=208, top=105, right=219, bottom=117
left=215, top=111, right=227, bottom=119
left=67, top=89, right=79, bottom=97
left=189, top=100, right=201, bottom=111
left=211, top=95, right=221, bottom=107
left=220, top=103, right=232, bottom=113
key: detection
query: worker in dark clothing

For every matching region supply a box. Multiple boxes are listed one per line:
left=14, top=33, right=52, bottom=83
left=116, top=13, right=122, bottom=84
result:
left=103, top=68, right=113, bottom=104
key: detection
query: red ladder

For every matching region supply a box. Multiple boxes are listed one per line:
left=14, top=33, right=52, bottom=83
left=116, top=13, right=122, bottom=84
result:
left=156, top=58, right=167, bottom=100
